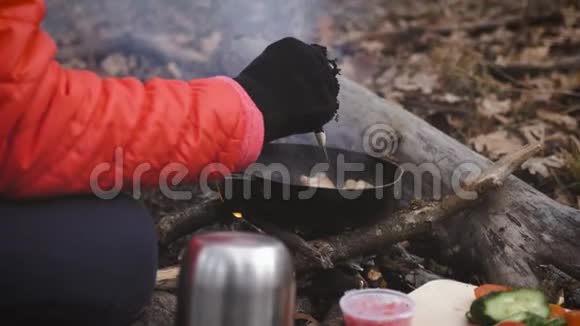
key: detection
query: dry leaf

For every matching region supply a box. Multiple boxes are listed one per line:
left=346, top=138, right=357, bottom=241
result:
left=518, top=46, right=550, bottom=64
left=477, top=95, right=511, bottom=118
left=522, top=155, right=565, bottom=178
left=376, top=67, right=398, bottom=86
left=441, top=93, right=463, bottom=104
left=446, top=114, right=465, bottom=129
left=554, top=188, right=576, bottom=207
left=523, top=77, right=555, bottom=102
left=537, top=110, right=578, bottom=131
left=562, top=6, right=578, bottom=27
left=469, top=130, right=524, bottom=160
left=519, top=123, right=546, bottom=144
left=172, top=33, right=193, bottom=46
left=393, top=73, right=438, bottom=94
left=167, top=62, right=182, bottom=79
left=494, top=114, right=513, bottom=125
left=546, top=132, right=571, bottom=143
left=200, top=31, right=222, bottom=56
left=360, top=40, right=384, bottom=54
left=317, top=15, right=335, bottom=45
left=571, top=135, right=580, bottom=153
left=294, top=312, right=319, bottom=326
left=552, top=73, right=580, bottom=95
left=101, top=53, right=134, bottom=76
left=338, top=57, right=356, bottom=80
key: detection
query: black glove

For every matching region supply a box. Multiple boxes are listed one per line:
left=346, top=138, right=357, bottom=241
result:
left=234, top=37, right=340, bottom=142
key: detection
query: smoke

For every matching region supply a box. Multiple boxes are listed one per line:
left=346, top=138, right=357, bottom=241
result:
left=201, top=0, right=325, bottom=75
left=45, top=0, right=325, bottom=77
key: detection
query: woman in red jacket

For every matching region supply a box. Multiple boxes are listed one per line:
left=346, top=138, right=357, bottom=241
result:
left=0, top=1, right=339, bottom=325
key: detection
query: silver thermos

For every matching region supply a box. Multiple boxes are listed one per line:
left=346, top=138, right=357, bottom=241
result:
left=175, top=231, right=296, bottom=326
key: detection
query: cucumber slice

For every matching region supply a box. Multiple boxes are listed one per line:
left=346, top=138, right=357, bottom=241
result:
left=469, top=289, right=550, bottom=325
left=544, top=317, right=567, bottom=326
left=498, top=312, right=565, bottom=326
left=502, top=311, right=540, bottom=322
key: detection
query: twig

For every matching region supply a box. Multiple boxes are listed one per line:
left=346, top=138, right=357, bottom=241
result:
left=251, top=217, right=334, bottom=270
left=489, top=56, right=580, bottom=79
left=156, top=194, right=222, bottom=246
left=295, top=312, right=320, bottom=326
left=155, top=266, right=180, bottom=291
left=465, top=142, right=543, bottom=192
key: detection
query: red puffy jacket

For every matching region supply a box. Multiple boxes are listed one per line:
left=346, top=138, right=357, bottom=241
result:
left=0, top=0, right=264, bottom=199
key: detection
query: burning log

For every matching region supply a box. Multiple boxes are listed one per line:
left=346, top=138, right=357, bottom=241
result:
left=249, top=217, right=334, bottom=270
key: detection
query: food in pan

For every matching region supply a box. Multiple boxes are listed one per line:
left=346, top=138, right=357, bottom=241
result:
left=299, top=172, right=373, bottom=189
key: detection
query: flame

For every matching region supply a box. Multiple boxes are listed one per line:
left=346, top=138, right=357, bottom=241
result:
left=232, top=212, right=243, bottom=219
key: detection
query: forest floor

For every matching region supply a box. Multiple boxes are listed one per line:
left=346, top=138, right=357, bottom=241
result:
left=44, top=0, right=580, bottom=210
left=318, top=0, right=580, bottom=210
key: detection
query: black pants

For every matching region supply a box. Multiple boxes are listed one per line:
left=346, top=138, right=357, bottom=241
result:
left=0, top=194, right=158, bottom=325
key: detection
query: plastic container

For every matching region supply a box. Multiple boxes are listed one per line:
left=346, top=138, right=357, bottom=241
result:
left=339, top=289, right=416, bottom=326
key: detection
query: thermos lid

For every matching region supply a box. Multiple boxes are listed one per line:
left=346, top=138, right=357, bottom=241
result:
left=175, top=231, right=296, bottom=326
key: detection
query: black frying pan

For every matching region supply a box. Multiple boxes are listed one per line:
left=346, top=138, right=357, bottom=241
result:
left=218, top=143, right=402, bottom=233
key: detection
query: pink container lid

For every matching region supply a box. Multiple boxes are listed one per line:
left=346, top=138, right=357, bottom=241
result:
left=339, top=288, right=416, bottom=323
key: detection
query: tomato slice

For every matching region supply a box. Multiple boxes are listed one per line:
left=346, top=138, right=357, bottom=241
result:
left=550, top=304, right=567, bottom=319
left=566, top=309, right=580, bottom=326
left=496, top=322, right=525, bottom=326
left=474, top=284, right=512, bottom=298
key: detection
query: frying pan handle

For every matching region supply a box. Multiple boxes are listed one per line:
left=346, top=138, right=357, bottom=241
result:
left=209, top=173, right=257, bottom=194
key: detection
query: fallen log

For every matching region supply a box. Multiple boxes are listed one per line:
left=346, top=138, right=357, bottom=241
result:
left=279, top=76, right=580, bottom=291
left=295, top=142, right=541, bottom=272
left=154, top=142, right=539, bottom=290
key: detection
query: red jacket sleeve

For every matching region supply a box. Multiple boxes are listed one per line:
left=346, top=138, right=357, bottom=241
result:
left=0, top=0, right=264, bottom=199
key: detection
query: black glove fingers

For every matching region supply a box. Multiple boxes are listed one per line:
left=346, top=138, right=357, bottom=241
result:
left=235, top=37, right=340, bottom=142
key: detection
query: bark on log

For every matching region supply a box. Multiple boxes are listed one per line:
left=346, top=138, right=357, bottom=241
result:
left=277, top=76, right=580, bottom=289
